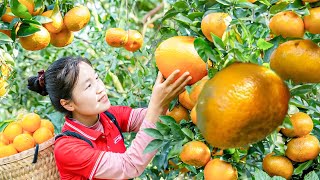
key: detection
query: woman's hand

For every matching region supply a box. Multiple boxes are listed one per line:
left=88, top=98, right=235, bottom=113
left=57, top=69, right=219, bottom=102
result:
left=145, top=70, right=192, bottom=123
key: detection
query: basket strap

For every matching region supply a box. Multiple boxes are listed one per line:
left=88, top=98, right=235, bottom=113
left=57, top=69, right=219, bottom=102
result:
left=32, top=144, right=40, bottom=163
left=55, top=130, right=94, bottom=148
left=104, top=111, right=124, bottom=140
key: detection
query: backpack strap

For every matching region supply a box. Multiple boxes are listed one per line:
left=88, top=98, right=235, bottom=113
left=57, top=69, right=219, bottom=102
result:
left=104, top=111, right=124, bottom=140
left=55, top=130, right=94, bottom=148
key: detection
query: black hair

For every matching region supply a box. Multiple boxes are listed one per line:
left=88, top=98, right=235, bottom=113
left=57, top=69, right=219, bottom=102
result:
left=27, top=56, right=92, bottom=115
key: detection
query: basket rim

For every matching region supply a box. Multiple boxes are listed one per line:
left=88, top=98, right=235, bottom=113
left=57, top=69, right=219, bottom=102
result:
left=0, top=137, right=55, bottom=165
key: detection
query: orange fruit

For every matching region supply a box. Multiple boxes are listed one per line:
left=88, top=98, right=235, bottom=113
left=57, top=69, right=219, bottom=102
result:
left=1, top=64, right=11, bottom=77
left=50, top=24, right=74, bottom=47
left=262, top=153, right=293, bottom=180
left=105, top=28, right=128, bottom=47
left=0, top=132, right=9, bottom=145
left=19, top=25, right=50, bottom=51
left=23, top=130, right=33, bottom=136
left=0, top=144, right=18, bottom=158
left=270, top=39, right=320, bottom=83
left=269, top=11, right=304, bottom=38
left=0, top=142, right=5, bottom=147
left=3, top=122, right=23, bottom=142
left=190, top=105, right=197, bottom=125
left=189, top=76, right=209, bottom=103
left=42, top=10, right=63, bottom=33
left=21, top=113, right=41, bottom=133
left=64, top=5, right=90, bottom=32
left=167, top=160, right=189, bottom=173
left=285, top=134, right=320, bottom=162
left=0, top=79, right=8, bottom=97
left=40, top=119, right=55, bottom=134
left=180, top=141, right=211, bottom=167
left=304, top=7, right=320, bottom=34
left=0, top=30, right=11, bottom=37
left=201, top=12, right=231, bottom=41
left=178, top=90, right=195, bottom=110
left=33, top=127, right=53, bottom=144
left=18, top=0, right=41, bottom=16
left=302, top=0, right=319, bottom=2
left=1, top=7, right=16, bottom=23
left=281, top=112, right=313, bottom=137
left=13, top=133, right=35, bottom=152
left=155, top=36, right=207, bottom=85
left=204, top=158, right=238, bottom=180
left=247, top=0, right=257, bottom=2
left=124, top=30, right=143, bottom=52
left=197, top=63, right=290, bottom=148
left=166, top=104, right=189, bottom=123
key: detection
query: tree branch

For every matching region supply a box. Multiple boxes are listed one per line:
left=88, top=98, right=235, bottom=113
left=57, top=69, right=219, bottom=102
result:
left=142, top=2, right=164, bottom=24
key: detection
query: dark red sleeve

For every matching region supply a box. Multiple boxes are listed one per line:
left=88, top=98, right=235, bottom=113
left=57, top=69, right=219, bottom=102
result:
left=107, top=106, right=133, bottom=132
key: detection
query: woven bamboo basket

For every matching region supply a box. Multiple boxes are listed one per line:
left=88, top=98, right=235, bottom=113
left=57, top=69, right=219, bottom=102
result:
left=0, top=137, right=60, bottom=180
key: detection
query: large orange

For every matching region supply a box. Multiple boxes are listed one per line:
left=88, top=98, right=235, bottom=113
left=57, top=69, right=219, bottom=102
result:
left=262, top=153, right=293, bottom=180
left=281, top=112, right=313, bottom=137
left=197, top=63, right=290, bottom=148
left=155, top=36, right=207, bottom=85
left=3, top=122, right=23, bottom=142
left=180, top=141, right=211, bottom=167
left=105, top=28, right=128, bottom=47
left=1, top=7, right=16, bottom=23
left=21, top=113, right=41, bottom=133
left=269, top=11, right=304, bottom=38
left=304, top=7, right=320, bottom=34
left=13, top=133, right=35, bottom=152
left=190, top=105, right=197, bottom=125
left=0, top=144, right=18, bottom=158
left=124, top=30, right=143, bottom=52
left=64, top=5, right=90, bottom=32
left=204, top=158, right=238, bottom=180
left=285, top=135, right=320, bottom=162
left=33, top=127, right=53, bottom=144
left=270, top=39, right=320, bottom=83
left=42, top=10, right=63, bottom=33
left=19, top=26, right=50, bottom=51
left=40, top=119, right=55, bottom=134
left=201, top=12, right=231, bottom=41
left=178, top=90, right=195, bottom=110
left=166, top=104, right=189, bottom=123
left=50, top=24, right=74, bottom=47
left=0, top=132, right=9, bottom=145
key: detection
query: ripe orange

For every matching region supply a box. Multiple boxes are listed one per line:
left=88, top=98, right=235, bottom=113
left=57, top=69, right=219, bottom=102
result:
left=269, top=11, right=304, bottom=38
left=13, top=134, right=35, bottom=152
left=124, top=30, right=143, bottom=52
left=247, top=0, right=257, bottom=2
left=180, top=141, right=211, bottom=167
left=262, top=153, right=293, bottom=180
left=40, top=119, right=55, bottom=134
left=64, top=5, right=90, bottom=32
left=304, top=7, right=320, bottom=34
left=33, top=127, right=53, bottom=144
left=0, top=132, right=9, bottom=145
left=42, top=10, right=63, bottom=33
left=1, top=7, right=16, bottom=23
left=302, top=0, right=319, bottom=2
left=270, top=39, right=320, bottom=83
left=3, top=122, right=23, bottom=142
left=18, top=0, right=41, bottom=16
left=50, top=24, right=74, bottom=47
left=285, top=134, right=320, bottom=162
left=166, top=104, right=189, bottom=123
left=281, top=112, right=313, bottom=137
left=178, top=90, right=195, bottom=110
left=189, top=76, right=209, bottom=103
left=155, top=36, right=207, bottom=85
left=167, top=160, right=189, bottom=173
left=105, top=28, right=128, bottom=47
left=204, top=158, right=238, bottom=180
left=0, top=30, right=11, bottom=37
left=190, top=105, right=197, bottom=125
left=19, top=25, right=50, bottom=51
left=0, top=144, right=18, bottom=158
left=197, top=63, right=290, bottom=148
left=21, top=113, right=41, bottom=133
left=201, top=12, right=231, bottom=41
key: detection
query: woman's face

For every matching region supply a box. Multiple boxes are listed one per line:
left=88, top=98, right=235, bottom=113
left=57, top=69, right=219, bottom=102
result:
left=69, top=62, right=110, bottom=116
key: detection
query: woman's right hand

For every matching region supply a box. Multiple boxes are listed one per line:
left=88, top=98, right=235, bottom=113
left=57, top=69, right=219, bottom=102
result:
left=145, top=70, right=192, bottom=123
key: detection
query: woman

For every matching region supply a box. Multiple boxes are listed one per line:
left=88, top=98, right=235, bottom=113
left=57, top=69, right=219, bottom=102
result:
left=28, top=56, right=191, bottom=180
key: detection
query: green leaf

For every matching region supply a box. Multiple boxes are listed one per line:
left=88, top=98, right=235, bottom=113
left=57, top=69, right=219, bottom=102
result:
left=184, top=164, right=197, bottom=174
left=0, top=32, right=13, bottom=43
left=17, top=24, right=40, bottom=37
left=162, top=8, right=179, bottom=22
left=187, top=12, right=204, bottom=20
left=168, top=141, right=183, bottom=159
left=270, top=2, right=288, bottom=15
left=144, top=128, right=164, bottom=139
left=159, top=115, right=176, bottom=125
left=143, top=139, right=164, bottom=154
left=290, top=84, right=315, bottom=96
left=215, top=0, right=231, bottom=6
left=263, top=36, right=282, bottom=63
left=34, top=0, right=44, bottom=12
left=271, top=176, right=286, bottom=180
left=10, top=0, right=32, bottom=19
left=52, top=0, right=60, bottom=18
left=173, top=1, right=189, bottom=12
left=211, top=33, right=225, bottom=51
left=0, top=23, right=11, bottom=30
left=293, top=160, right=313, bottom=175
left=304, top=171, right=319, bottom=180
left=156, top=122, right=170, bottom=135
left=257, top=38, right=274, bottom=50
left=252, top=168, right=271, bottom=179
left=194, top=37, right=216, bottom=63
left=173, top=14, right=192, bottom=26
left=170, top=123, right=185, bottom=140
left=181, top=128, right=194, bottom=139
left=0, top=119, right=14, bottom=132
left=21, top=19, right=42, bottom=26
left=282, top=116, right=293, bottom=129
left=33, top=15, right=52, bottom=24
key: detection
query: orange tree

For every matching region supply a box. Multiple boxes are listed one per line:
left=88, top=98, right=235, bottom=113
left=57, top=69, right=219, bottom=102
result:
left=0, top=0, right=319, bottom=179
